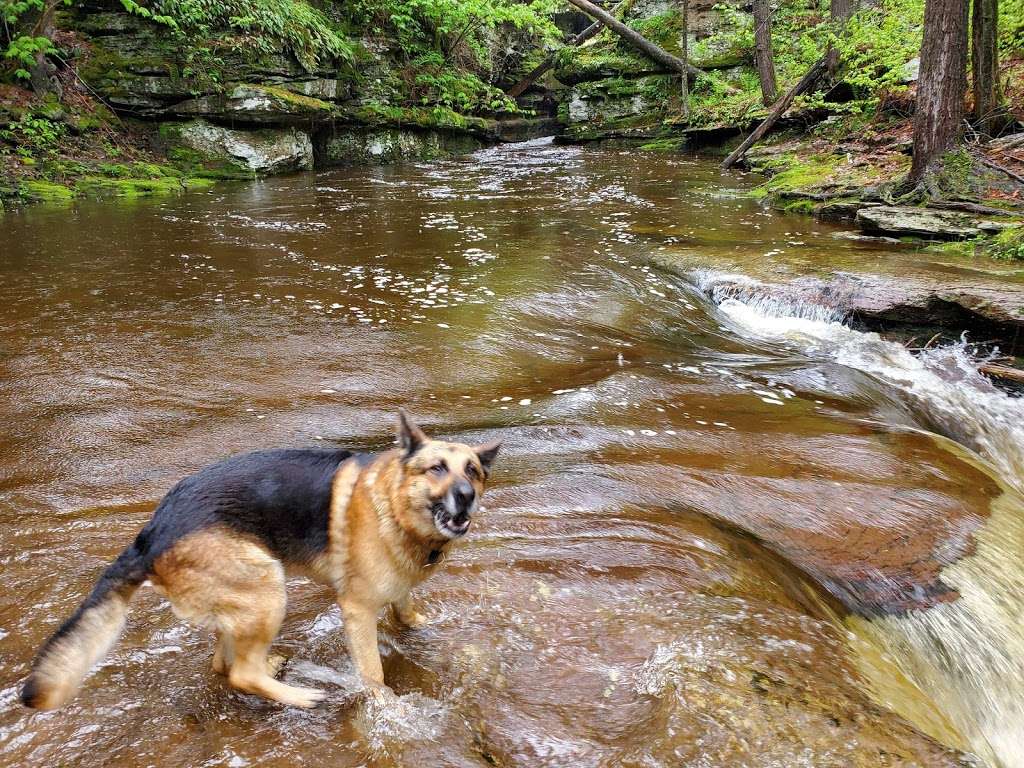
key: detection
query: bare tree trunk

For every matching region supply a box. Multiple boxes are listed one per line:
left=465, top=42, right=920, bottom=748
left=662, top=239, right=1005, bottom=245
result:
left=826, top=0, right=853, bottom=75
left=721, top=53, right=828, bottom=169
left=29, top=1, right=60, bottom=98
left=679, top=0, right=690, bottom=119
left=971, top=0, right=1000, bottom=137
left=507, top=4, right=625, bottom=98
left=565, top=0, right=703, bottom=79
left=909, top=0, right=968, bottom=182
left=752, top=0, right=777, bottom=105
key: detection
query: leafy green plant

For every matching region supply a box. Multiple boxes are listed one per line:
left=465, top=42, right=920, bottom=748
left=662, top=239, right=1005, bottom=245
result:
left=2, top=0, right=70, bottom=80
left=152, top=0, right=355, bottom=71
left=0, top=111, right=67, bottom=157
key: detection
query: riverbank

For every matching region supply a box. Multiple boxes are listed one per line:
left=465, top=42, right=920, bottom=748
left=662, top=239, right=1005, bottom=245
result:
left=0, top=0, right=560, bottom=208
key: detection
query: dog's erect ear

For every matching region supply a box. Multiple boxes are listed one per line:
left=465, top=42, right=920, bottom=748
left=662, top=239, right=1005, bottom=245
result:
left=473, top=440, right=501, bottom=477
left=397, top=409, right=428, bottom=457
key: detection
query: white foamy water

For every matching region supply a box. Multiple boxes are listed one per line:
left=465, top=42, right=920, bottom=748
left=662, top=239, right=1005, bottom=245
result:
left=703, top=274, right=1024, bottom=768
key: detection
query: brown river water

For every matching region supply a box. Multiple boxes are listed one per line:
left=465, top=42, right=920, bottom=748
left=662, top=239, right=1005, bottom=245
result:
left=1, top=139, right=1023, bottom=767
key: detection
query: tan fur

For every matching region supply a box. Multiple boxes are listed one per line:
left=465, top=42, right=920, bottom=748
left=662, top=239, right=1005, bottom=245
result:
left=25, top=591, right=135, bottom=709
left=144, top=417, right=496, bottom=707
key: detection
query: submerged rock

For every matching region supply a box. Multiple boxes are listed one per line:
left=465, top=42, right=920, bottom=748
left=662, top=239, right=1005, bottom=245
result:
left=856, top=206, right=1019, bottom=239
left=163, top=120, right=313, bottom=175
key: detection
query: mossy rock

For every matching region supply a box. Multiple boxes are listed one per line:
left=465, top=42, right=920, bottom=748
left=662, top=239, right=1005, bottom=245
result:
left=564, top=74, right=679, bottom=140
left=73, top=176, right=187, bottom=198
left=171, top=83, right=335, bottom=126
left=21, top=180, right=75, bottom=203
left=161, top=120, right=314, bottom=176
left=315, top=126, right=486, bottom=167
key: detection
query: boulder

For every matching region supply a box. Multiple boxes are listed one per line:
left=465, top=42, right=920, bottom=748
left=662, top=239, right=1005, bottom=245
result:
left=856, top=205, right=1019, bottom=239
left=163, top=120, right=313, bottom=176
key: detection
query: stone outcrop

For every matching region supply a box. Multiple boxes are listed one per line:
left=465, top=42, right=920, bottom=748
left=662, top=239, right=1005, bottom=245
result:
left=689, top=269, right=1024, bottom=355
left=162, top=120, right=314, bottom=175
left=856, top=205, right=1019, bottom=239
left=60, top=4, right=557, bottom=178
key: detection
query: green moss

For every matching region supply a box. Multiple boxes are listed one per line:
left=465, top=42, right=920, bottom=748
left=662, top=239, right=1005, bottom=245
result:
left=345, top=103, right=491, bottom=135
left=21, top=180, right=74, bottom=202
left=751, top=154, right=842, bottom=200
left=638, top=138, right=687, bottom=152
left=74, top=175, right=185, bottom=197
left=938, top=148, right=974, bottom=197
left=245, top=84, right=333, bottom=113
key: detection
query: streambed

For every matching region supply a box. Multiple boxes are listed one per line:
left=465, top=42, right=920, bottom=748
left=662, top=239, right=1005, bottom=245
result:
left=1, top=140, right=1022, bottom=767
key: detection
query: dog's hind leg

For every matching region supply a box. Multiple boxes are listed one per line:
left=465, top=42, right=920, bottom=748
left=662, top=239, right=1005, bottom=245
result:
left=153, top=528, right=324, bottom=708
left=211, top=630, right=233, bottom=675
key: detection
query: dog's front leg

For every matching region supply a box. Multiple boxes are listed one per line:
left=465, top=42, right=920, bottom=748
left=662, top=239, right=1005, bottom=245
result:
left=393, top=594, right=428, bottom=629
left=339, top=598, right=385, bottom=688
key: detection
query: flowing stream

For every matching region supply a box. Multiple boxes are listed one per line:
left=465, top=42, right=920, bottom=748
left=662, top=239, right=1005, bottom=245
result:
left=1, top=138, right=1022, bottom=767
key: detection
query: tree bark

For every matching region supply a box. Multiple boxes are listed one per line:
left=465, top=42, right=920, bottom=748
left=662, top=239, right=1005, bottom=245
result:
left=752, top=0, right=777, bottom=105
left=825, top=0, right=854, bottom=75
left=679, top=0, right=690, bottom=119
left=721, top=53, right=828, bottom=169
left=28, top=1, right=60, bottom=98
left=971, top=0, right=1000, bottom=137
left=565, top=0, right=702, bottom=79
left=506, top=7, right=618, bottom=98
left=909, top=0, right=968, bottom=182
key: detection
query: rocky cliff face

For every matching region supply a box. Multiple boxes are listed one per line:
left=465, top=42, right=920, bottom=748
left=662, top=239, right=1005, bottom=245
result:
left=59, top=2, right=555, bottom=177
left=552, top=0, right=754, bottom=144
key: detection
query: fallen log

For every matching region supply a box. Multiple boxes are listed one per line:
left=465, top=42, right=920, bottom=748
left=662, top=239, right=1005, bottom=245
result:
left=721, top=53, right=829, bottom=170
left=565, top=0, right=702, bottom=80
left=980, top=363, right=1024, bottom=384
left=507, top=5, right=620, bottom=98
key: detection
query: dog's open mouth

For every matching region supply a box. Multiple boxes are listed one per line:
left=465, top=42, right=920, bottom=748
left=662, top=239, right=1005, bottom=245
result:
left=432, top=503, right=470, bottom=538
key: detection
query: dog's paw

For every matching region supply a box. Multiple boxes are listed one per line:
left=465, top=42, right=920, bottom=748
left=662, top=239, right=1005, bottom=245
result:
left=398, top=610, right=429, bottom=629
left=284, top=685, right=327, bottom=709
left=265, top=654, right=287, bottom=678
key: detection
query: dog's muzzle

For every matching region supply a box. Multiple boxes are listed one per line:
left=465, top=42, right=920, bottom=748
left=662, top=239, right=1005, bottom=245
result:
left=432, top=480, right=475, bottom=538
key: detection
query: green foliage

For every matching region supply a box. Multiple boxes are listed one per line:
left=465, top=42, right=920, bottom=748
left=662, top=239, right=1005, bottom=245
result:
left=990, top=227, right=1024, bottom=261
left=0, top=111, right=67, bottom=158
left=152, top=0, right=354, bottom=71
left=2, top=0, right=71, bottom=81
left=833, top=0, right=924, bottom=99
left=346, top=0, right=558, bottom=110
left=411, top=52, right=516, bottom=111
left=1000, top=0, right=1024, bottom=54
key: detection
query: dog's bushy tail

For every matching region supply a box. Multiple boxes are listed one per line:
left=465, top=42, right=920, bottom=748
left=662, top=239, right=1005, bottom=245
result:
left=21, top=543, right=148, bottom=710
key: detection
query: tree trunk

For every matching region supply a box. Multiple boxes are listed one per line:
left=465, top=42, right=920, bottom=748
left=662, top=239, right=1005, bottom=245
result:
left=752, top=0, right=777, bottom=105
left=971, top=0, right=1000, bottom=137
left=28, top=1, right=60, bottom=98
left=565, top=0, right=702, bottom=79
left=721, top=53, right=828, bottom=169
left=826, top=0, right=853, bottom=75
left=506, top=6, right=620, bottom=98
left=909, top=0, right=968, bottom=182
left=679, top=0, right=690, bottom=119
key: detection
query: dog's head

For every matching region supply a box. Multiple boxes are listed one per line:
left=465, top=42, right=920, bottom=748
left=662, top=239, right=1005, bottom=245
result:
left=394, top=409, right=500, bottom=540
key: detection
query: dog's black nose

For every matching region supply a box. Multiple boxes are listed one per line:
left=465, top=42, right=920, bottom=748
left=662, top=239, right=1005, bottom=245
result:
left=453, top=480, right=475, bottom=515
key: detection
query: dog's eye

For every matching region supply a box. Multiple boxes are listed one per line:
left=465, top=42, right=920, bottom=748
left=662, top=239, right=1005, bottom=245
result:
left=428, top=462, right=447, bottom=476
left=465, top=463, right=479, bottom=480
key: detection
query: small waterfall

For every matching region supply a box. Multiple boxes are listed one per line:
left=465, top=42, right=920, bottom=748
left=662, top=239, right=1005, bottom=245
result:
left=697, top=270, right=1024, bottom=768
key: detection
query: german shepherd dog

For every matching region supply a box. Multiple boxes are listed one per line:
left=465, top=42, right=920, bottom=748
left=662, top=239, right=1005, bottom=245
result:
left=21, top=411, right=499, bottom=710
